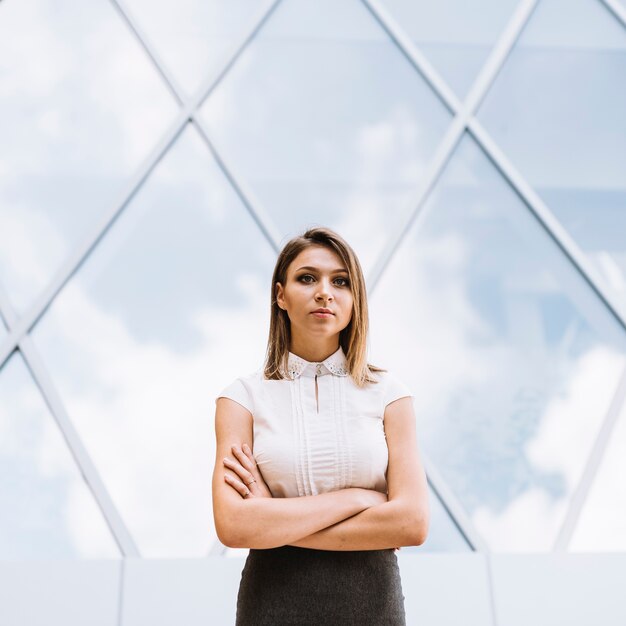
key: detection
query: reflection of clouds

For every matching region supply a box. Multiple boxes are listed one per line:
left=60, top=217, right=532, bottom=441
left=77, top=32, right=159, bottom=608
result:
left=525, top=348, right=624, bottom=492
left=122, top=0, right=262, bottom=97
left=0, top=210, right=65, bottom=314
left=370, top=230, right=490, bottom=420
left=33, top=274, right=268, bottom=557
left=0, top=354, right=118, bottom=558
left=0, top=0, right=174, bottom=172
left=474, top=487, right=566, bottom=552
left=370, top=222, right=626, bottom=550
left=0, top=0, right=177, bottom=312
left=570, top=391, right=626, bottom=552
left=333, top=104, right=430, bottom=272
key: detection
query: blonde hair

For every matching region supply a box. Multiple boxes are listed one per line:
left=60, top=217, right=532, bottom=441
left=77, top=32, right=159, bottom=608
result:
left=263, top=226, right=385, bottom=387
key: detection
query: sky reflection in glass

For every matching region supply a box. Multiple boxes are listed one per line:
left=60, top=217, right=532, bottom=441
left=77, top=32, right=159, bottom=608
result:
left=369, top=132, right=626, bottom=551
left=381, top=0, right=519, bottom=99
left=478, top=0, right=626, bottom=316
left=0, top=0, right=178, bottom=315
left=0, top=352, right=119, bottom=558
left=121, top=0, right=266, bottom=98
left=200, top=0, right=452, bottom=273
left=30, top=124, right=276, bottom=557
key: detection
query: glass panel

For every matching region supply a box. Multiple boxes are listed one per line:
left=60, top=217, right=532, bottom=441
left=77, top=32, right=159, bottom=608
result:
left=570, top=372, right=626, bottom=551
left=0, top=0, right=178, bottom=315
left=380, top=0, right=519, bottom=99
left=31, top=123, right=276, bottom=557
left=0, top=351, right=119, bottom=558
left=369, top=132, right=626, bottom=552
left=122, top=0, right=267, bottom=98
left=200, top=0, right=452, bottom=275
left=478, top=0, right=626, bottom=315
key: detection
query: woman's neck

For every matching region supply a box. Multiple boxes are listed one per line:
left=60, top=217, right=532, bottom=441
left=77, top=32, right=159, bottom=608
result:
left=289, top=337, right=340, bottom=363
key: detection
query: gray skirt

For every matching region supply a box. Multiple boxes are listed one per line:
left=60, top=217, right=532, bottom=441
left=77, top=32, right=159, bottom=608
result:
left=235, top=545, right=406, bottom=625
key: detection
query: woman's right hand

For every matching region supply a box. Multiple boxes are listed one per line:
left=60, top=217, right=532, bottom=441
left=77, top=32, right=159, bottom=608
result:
left=223, top=443, right=273, bottom=499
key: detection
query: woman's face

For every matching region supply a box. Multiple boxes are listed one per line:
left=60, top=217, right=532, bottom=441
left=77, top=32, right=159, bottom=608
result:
left=276, top=245, right=354, bottom=345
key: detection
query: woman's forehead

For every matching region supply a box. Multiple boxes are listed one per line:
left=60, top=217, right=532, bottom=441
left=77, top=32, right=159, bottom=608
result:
left=289, top=246, right=346, bottom=272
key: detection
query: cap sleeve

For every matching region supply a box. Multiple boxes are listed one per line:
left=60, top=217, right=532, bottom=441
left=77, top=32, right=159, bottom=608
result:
left=216, top=378, right=253, bottom=413
left=383, top=371, right=413, bottom=408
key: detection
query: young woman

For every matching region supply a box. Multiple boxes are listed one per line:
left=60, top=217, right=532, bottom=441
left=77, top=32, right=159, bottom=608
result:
left=212, top=226, right=429, bottom=625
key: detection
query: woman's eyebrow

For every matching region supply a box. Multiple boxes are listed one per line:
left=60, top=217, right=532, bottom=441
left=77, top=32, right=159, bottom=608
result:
left=295, top=265, right=348, bottom=273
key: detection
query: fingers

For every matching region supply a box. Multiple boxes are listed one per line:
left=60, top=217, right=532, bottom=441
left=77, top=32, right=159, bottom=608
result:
left=224, top=444, right=259, bottom=487
left=224, top=473, right=250, bottom=498
left=223, top=457, right=256, bottom=487
left=231, top=444, right=257, bottom=472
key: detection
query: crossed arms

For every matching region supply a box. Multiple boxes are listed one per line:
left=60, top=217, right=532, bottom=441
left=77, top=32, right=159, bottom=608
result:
left=211, top=396, right=430, bottom=551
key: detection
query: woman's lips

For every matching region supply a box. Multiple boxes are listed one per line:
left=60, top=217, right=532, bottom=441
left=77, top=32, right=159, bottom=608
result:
left=311, top=311, right=334, bottom=318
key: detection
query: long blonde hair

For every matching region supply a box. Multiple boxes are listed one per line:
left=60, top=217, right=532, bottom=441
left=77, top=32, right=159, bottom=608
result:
left=263, top=226, right=385, bottom=387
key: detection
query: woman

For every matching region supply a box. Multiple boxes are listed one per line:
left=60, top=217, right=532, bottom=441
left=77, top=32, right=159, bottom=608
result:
left=212, top=226, right=429, bottom=625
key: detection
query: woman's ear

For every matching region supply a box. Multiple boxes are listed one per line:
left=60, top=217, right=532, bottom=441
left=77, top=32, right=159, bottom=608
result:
left=275, top=282, right=285, bottom=310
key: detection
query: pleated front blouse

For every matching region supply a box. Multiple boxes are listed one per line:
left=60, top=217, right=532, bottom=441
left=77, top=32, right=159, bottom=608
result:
left=216, top=346, right=413, bottom=498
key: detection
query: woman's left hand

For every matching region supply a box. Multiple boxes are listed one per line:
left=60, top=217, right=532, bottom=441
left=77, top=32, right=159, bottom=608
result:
left=223, top=443, right=273, bottom=499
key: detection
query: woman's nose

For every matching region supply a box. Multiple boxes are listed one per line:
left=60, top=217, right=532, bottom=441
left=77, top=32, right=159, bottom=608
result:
left=315, top=279, right=333, bottom=301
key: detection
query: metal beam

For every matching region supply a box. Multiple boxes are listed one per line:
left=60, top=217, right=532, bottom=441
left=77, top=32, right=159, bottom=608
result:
left=363, top=0, right=539, bottom=551
left=0, top=294, right=138, bottom=555
left=0, top=0, right=284, bottom=369
left=364, top=0, right=538, bottom=292
left=600, top=0, right=626, bottom=26
left=554, top=362, right=626, bottom=550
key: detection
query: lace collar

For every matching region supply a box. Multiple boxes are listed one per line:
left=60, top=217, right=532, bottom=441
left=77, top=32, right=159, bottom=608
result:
left=284, top=346, right=349, bottom=379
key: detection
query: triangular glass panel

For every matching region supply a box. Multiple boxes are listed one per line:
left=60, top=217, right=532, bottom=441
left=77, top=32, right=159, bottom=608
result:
left=380, top=0, right=520, bottom=99
left=0, top=351, right=119, bottom=558
left=0, top=0, right=178, bottom=315
left=200, top=0, right=453, bottom=275
left=31, top=122, right=277, bottom=557
left=478, top=0, right=626, bottom=317
left=369, top=131, right=626, bottom=552
left=122, top=0, right=268, bottom=98
left=570, top=375, right=626, bottom=551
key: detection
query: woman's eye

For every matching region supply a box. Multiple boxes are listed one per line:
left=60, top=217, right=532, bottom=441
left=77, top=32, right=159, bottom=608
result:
left=298, top=274, right=314, bottom=283
left=334, top=277, right=349, bottom=287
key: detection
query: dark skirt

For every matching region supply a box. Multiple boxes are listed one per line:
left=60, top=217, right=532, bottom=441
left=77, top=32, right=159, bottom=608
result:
left=235, top=545, right=406, bottom=626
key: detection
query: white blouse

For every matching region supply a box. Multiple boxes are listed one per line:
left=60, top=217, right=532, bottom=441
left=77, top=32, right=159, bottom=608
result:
left=216, top=346, right=413, bottom=498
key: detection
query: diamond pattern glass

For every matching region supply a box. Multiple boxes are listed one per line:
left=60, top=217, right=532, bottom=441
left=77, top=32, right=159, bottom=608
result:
left=30, top=124, right=276, bottom=557
left=0, top=351, right=119, bottom=558
left=369, top=132, right=626, bottom=551
left=0, top=0, right=178, bottom=314
left=200, top=0, right=452, bottom=274
left=380, top=0, right=520, bottom=98
left=478, top=0, right=626, bottom=317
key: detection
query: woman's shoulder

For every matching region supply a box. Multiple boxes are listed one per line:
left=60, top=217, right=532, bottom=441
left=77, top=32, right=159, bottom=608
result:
left=215, top=367, right=264, bottom=412
left=365, top=367, right=414, bottom=407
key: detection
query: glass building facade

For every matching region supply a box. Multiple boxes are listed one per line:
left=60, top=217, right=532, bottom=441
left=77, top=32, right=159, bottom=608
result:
left=1, top=0, right=625, bottom=573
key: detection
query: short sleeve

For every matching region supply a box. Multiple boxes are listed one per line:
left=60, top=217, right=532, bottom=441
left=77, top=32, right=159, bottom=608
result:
left=383, top=372, right=413, bottom=408
left=215, top=378, right=253, bottom=413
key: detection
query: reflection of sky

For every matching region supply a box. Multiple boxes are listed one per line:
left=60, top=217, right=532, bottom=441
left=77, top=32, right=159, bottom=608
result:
left=121, top=0, right=266, bottom=98
left=477, top=0, right=626, bottom=315
left=369, top=133, right=626, bottom=551
left=381, top=0, right=520, bottom=98
left=0, top=352, right=119, bottom=558
left=1, top=0, right=625, bottom=557
left=30, top=124, right=276, bottom=557
left=0, top=0, right=178, bottom=315
left=199, top=0, right=453, bottom=274
left=570, top=394, right=626, bottom=551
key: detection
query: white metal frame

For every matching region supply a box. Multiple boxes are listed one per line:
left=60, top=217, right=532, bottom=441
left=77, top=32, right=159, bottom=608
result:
left=0, top=0, right=624, bottom=558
